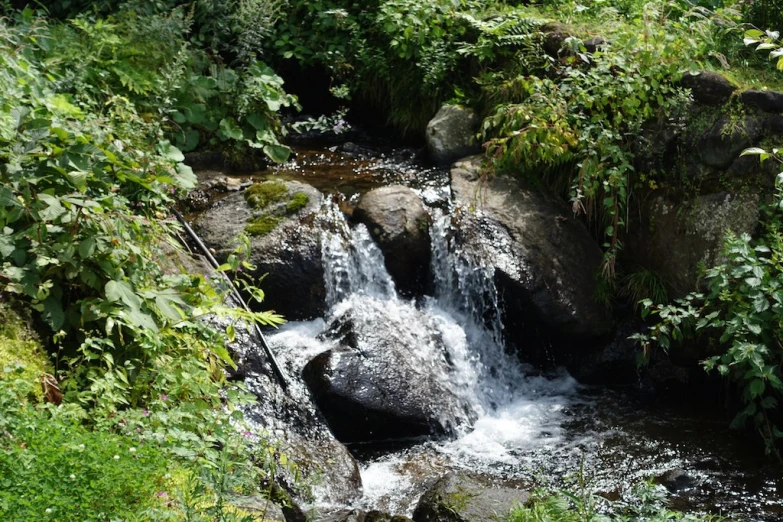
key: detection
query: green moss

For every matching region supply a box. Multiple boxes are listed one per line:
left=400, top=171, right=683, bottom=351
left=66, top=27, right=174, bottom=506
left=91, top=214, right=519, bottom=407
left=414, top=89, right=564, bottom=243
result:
left=285, top=192, right=309, bottom=213
left=244, top=181, right=289, bottom=210
left=0, top=302, right=49, bottom=400
left=245, top=215, right=282, bottom=236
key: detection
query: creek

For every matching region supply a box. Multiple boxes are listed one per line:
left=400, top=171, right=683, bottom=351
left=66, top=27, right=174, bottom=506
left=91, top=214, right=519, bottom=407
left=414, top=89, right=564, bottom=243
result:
left=208, top=142, right=783, bottom=521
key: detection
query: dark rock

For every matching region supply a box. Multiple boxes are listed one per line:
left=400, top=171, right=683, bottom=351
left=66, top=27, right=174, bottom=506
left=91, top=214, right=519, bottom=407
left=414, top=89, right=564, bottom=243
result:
left=315, top=509, right=366, bottom=522
left=450, top=156, right=612, bottom=345
left=303, top=302, right=475, bottom=443
left=583, top=36, right=607, bottom=53
left=657, top=469, right=700, bottom=493
left=767, top=114, right=783, bottom=135
left=681, top=71, right=737, bottom=106
left=425, top=105, right=481, bottom=165
left=741, top=89, right=783, bottom=113
left=412, top=473, right=530, bottom=522
left=194, top=180, right=326, bottom=319
left=568, top=318, right=643, bottom=386
left=541, top=21, right=572, bottom=57
left=353, top=186, right=431, bottom=296
left=184, top=150, right=224, bottom=171
left=366, top=512, right=413, bottom=522
left=697, top=115, right=763, bottom=169
left=625, top=191, right=760, bottom=296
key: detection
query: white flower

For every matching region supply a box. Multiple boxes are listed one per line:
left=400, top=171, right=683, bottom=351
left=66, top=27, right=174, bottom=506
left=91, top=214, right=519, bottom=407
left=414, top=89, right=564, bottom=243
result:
left=113, top=455, right=120, bottom=460
left=78, top=444, right=85, bottom=450
left=45, top=508, right=52, bottom=514
left=129, top=447, right=136, bottom=453
left=69, top=474, right=75, bottom=480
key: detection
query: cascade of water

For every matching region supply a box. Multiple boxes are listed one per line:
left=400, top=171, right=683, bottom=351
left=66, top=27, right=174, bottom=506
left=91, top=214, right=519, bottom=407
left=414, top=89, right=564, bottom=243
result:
left=320, top=201, right=396, bottom=308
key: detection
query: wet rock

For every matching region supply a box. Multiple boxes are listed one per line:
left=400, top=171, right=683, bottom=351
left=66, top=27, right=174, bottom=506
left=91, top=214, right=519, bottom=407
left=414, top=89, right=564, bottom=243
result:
left=681, top=71, right=737, bottom=106
left=697, top=115, right=763, bottom=169
left=303, top=301, right=475, bottom=443
left=450, top=156, right=612, bottom=345
left=412, top=473, right=530, bottom=522
left=230, top=495, right=287, bottom=521
left=741, top=89, right=783, bottom=113
left=314, top=510, right=412, bottom=522
left=223, top=318, right=363, bottom=506
left=625, top=191, right=760, bottom=296
left=569, top=317, right=643, bottom=386
left=657, top=469, right=700, bottom=493
left=194, top=180, right=326, bottom=320
left=353, top=186, right=431, bottom=296
left=425, top=105, right=481, bottom=165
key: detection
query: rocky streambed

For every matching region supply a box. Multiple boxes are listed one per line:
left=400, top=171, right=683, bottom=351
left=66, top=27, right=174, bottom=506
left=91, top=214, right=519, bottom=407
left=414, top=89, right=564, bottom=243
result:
left=186, top=140, right=783, bottom=522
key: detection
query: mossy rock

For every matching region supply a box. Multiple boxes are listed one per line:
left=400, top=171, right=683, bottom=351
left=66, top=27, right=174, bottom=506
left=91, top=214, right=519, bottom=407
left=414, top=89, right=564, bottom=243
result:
left=243, top=180, right=311, bottom=237
left=0, top=301, right=50, bottom=401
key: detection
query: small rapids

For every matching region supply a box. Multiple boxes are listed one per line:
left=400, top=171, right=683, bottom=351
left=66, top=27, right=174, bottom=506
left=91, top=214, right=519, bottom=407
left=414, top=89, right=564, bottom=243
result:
left=232, top=144, right=783, bottom=521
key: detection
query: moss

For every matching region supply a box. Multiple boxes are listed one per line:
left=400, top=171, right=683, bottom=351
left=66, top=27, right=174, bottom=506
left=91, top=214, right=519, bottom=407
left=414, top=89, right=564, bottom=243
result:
left=245, top=181, right=289, bottom=210
left=245, top=215, right=282, bottom=237
left=285, top=192, right=309, bottom=213
left=0, top=302, right=49, bottom=401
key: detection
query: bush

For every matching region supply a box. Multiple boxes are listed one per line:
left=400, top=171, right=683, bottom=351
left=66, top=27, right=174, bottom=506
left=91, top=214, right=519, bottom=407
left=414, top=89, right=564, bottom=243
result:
left=742, top=0, right=783, bottom=31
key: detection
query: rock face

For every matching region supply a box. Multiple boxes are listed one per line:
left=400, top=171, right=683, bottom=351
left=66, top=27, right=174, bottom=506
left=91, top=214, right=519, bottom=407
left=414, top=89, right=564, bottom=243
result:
left=302, top=299, right=475, bottom=443
left=450, top=156, right=612, bottom=350
left=352, top=186, right=431, bottom=296
left=412, top=473, right=530, bottom=522
left=697, top=115, right=763, bottom=169
left=194, top=180, right=326, bottom=320
left=425, top=105, right=481, bottom=165
left=625, top=191, right=760, bottom=296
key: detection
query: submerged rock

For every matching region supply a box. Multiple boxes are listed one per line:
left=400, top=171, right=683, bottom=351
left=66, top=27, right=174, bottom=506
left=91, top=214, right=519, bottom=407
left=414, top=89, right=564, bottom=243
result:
left=353, top=186, right=431, bottom=296
left=412, top=473, right=530, bottom=522
left=425, top=105, right=481, bottom=165
left=194, top=180, right=326, bottom=319
left=450, top=156, right=611, bottom=353
left=302, top=298, right=476, bottom=443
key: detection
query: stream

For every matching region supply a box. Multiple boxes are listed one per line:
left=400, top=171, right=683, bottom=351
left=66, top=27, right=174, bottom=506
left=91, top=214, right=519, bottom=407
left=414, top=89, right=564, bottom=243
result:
left=217, top=142, right=783, bottom=521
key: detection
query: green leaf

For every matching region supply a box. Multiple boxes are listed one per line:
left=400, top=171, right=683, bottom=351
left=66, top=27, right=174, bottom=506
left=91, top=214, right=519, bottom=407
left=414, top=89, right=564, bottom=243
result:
left=38, top=194, right=66, bottom=221
left=0, top=236, right=14, bottom=258
left=78, top=237, right=96, bottom=258
left=211, top=344, right=237, bottom=370
left=105, top=280, right=142, bottom=311
left=218, top=118, right=244, bottom=141
left=159, top=140, right=185, bottom=162
left=749, top=379, right=765, bottom=398
left=263, top=144, right=291, bottom=163
left=42, top=296, right=65, bottom=331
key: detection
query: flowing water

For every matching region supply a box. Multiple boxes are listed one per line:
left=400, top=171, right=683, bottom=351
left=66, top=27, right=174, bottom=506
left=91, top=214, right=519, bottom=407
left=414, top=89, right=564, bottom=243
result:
left=236, top=143, right=783, bottom=521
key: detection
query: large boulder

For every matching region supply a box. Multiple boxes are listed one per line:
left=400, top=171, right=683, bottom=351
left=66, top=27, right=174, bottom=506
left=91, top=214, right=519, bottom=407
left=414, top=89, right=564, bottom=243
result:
left=425, top=105, right=481, bottom=165
left=302, top=297, right=476, bottom=443
left=352, top=186, right=431, bottom=296
left=450, top=156, right=612, bottom=353
left=625, top=191, right=760, bottom=296
left=194, top=180, right=326, bottom=320
left=412, top=473, right=530, bottom=522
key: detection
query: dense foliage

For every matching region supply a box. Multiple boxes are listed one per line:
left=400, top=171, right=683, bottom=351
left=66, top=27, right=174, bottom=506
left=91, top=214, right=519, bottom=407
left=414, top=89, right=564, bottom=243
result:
left=0, top=3, right=296, bottom=519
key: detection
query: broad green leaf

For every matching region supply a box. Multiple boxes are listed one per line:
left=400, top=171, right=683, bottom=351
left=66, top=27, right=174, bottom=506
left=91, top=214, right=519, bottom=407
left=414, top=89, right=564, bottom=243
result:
left=749, top=379, right=765, bottom=398
left=105, top=280, right=142, bottom=311
left=263, top=144, right=291, bottom=163
left=38, top=194, right=66, bottom=221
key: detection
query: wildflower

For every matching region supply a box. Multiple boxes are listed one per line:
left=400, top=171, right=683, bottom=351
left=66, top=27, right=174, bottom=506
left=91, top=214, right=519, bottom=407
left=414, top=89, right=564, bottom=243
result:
left=45, top=508, right=52, bottom=514
left=156, top=491, right=169, bottom=499
left=113, top=455, right=120, bottom=460
left=160, top=394, right=168, bottom=402
left=242, top=430, right=253, bottom=438
left=69, top=474, right=75, bottom=480
left=129, top=447, right=137, bottom=453
left=142, top=409, right=150, bottom=417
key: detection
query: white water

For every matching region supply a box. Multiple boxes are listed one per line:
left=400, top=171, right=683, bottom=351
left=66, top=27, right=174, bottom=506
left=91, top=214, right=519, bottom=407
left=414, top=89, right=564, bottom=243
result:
left=265, top=202, right=580, bottom=514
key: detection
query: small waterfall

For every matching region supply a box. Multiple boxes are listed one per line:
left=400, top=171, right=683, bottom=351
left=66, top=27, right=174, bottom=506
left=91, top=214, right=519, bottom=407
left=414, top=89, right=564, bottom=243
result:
left=320, top=202, right=396, bottom=307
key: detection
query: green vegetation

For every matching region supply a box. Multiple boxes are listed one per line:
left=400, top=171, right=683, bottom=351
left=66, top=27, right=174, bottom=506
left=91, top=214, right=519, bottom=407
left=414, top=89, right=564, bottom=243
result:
left=286, top=192, right=310, bottom=213
left=0, top=2, right=296, bottom=519
left=507, top=485, right=720, bottom=522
